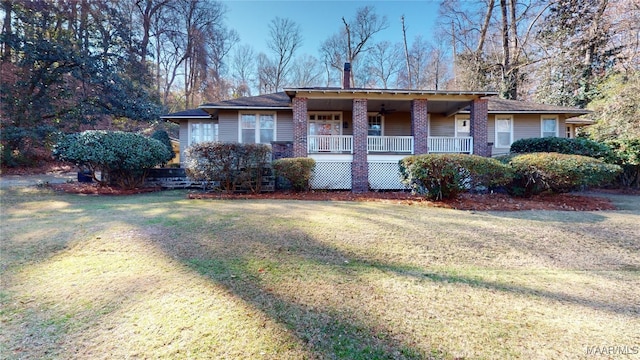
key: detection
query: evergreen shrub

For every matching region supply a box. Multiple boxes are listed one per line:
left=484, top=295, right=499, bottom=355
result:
left=399, top=154, right=513, bottom=200
left=502, top=152, right=621, bottom=197
left=272, top=157, right=316, bottom=191
left=184, top=142, right=271, bottom=193
left=53, top=130, right=171, bottom=189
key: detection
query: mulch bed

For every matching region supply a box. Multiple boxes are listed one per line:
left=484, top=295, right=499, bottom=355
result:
left=44, top=182, right=618, bottom=211
left=47, top=182, right=617, bottom=211
left=46, top=182, right=617, bottom=211
left=8, top=163, right=626, bottom=211
left=187, top=190, right=617, bottom=211
left=48, top=183, right=162, bottom=195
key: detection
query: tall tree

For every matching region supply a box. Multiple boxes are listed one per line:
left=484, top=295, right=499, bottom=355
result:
left=535, top=0, right=618, bottom=107
left=134, top=0, right=171, bottom=66
left=264, top=17, right=302, bottom=92
left=439, top=0, right=547, bottom=98
left=1, top=0, right=12, bottom=61
left=0, top=0, right=161, bottom=165
left=365, top=41, right=403, bottom=88
left=230, top=44, right=256, bottom=97
left=289, top=54, right=323, bottom=88
left=320, top=6, right=388, bottom=87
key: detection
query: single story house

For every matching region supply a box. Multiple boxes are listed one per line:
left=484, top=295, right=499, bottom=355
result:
left=162, top=64, right=591, bottom=192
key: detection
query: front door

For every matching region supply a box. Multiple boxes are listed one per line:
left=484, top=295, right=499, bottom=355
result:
left=308, top=113, right=342, bottom=151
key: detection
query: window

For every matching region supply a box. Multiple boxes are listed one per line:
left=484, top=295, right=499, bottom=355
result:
left=239, top=112, right=276, bottom=144
left=495, top=116, right=513, bottom=148
left=566, top=126, right=573, bottom=139
left=368, top=114, right=383, bottom=136
left=189, top=121, right=217, bottom=145
left=541, top=116, right=559, bottom=137
left=308, top=112, right=342, bottom=135
left=455, top=115, right=470, bottom=137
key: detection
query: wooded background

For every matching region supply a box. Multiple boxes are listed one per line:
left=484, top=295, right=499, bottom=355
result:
left=1, top=0, right=638, bottom=166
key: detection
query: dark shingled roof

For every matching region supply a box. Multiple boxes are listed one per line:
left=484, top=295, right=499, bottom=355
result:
left=164, top=92, right=589, bottom=117
left=160, top=109, right=211, bottom=118
left=478, top=98, right=590, bottom=114
left=200, top=92, right=290, bottom=109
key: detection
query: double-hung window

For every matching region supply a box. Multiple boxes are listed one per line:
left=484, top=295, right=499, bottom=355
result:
left=367, top=114, right=383, bottom=136
left=495, top=115, right=513, bottom=148
left=240, top=113, right=275, bottom=144
left=189, top=121, right=217, bottom=145
left=541, top=116, right=559, bottom=137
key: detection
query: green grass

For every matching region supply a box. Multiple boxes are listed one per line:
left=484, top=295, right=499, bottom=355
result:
left=1, top=187, right=639, bottom=359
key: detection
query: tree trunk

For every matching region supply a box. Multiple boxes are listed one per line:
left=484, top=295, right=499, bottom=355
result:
left=401, top=15, right=412, bottom=88
left=1, top=0, right=12, bottom=61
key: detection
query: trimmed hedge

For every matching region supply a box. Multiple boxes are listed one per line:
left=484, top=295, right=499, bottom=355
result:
left=502, top=152, right=622, bottom=197
left=52, top=130, right=171, bottom=189
left=184, top=142, right=271, bottom=193
left=150, top=130, right=176, bottom=166
left=510, top=137, right=615, bottom=162
left=399, top=154, right=513, bottom=200
left=272, top=157, right=316, bottom=191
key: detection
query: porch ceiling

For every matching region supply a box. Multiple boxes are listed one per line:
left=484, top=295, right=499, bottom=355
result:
left=286, top=88, right=496, bottom=116
left=306, top=98, right=474, bottom=116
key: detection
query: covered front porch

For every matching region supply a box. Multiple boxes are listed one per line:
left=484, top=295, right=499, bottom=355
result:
left=284, top=87, right=496, bottom=192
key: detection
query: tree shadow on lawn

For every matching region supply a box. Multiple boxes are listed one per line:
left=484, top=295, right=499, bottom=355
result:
left=149, top=211, right=639, bottom=359
left=4, top=191, right=637, bottom=358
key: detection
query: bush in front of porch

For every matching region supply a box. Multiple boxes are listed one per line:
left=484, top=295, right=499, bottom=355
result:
left=399, top=154, right=513, bottom=200
left=184, top=142, right=271, bottom=193
left=502, top=152, right=622, bottom=197
left=272, top=157, right=316, bottom=192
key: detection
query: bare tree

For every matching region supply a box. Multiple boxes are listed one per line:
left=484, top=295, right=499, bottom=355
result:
left=147, top=0, right=235, bottom=108
left=231, top=44, right=256, bottom=97
left=401, top=15, right=411, bottom=88
left=289, top=54, right=323, bottom=88
left=365, top=41, right=403, bottom=88
left=320, top=6, right=388, bottom=87
left=134, top=0, right=171, bottom=65
left=438, top=0, right=548, bottom=98
left=257, top=52, right=277, bottom=94
left=265, top=17, right=302, bottom=91
left=397, top=35, right=429, bottom=89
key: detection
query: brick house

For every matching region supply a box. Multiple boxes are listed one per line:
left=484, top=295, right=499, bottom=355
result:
left=162, top=64, right=591, bottom=192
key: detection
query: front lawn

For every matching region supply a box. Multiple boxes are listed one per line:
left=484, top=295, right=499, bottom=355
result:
left=1, top=188, right=638, bottom=359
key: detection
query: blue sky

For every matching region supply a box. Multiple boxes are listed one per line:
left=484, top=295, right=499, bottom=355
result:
left=221, top=0, right=443, bottom=57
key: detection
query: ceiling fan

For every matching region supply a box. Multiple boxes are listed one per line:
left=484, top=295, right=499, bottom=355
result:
left=377, top=104, right=396, bottom=116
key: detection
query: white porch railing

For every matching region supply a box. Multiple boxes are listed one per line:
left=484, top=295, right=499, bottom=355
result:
left=367, top=136, right=414, bottom=153
left=307, top=135, right=473, bottom=154
left=428, top=136, right=473, bottom=154
left=308, top=135, right=353, bottom=153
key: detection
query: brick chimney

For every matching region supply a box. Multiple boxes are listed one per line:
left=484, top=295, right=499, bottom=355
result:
left=343, top=62, right=351, bottom=89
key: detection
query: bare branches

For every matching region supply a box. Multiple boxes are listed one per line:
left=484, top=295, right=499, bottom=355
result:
left=265, top=17, right=302, bottom=91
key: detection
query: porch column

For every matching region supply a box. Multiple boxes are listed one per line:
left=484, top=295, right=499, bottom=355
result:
left=470, top=98, right=490, bottom=157
left=411, top=99, right=429, bottom=154
left=292, top=97, right=308, bottom=158
left=352, top=98, right=368, bottom=193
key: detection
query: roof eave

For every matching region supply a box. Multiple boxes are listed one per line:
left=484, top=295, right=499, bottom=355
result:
left=160, top=115, right=212, bottom=119
left=198, top=105, right=292, bottom=110
left=284, top=88, right=498, bottom=97
left=458, top=110, right=591, bottom=115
